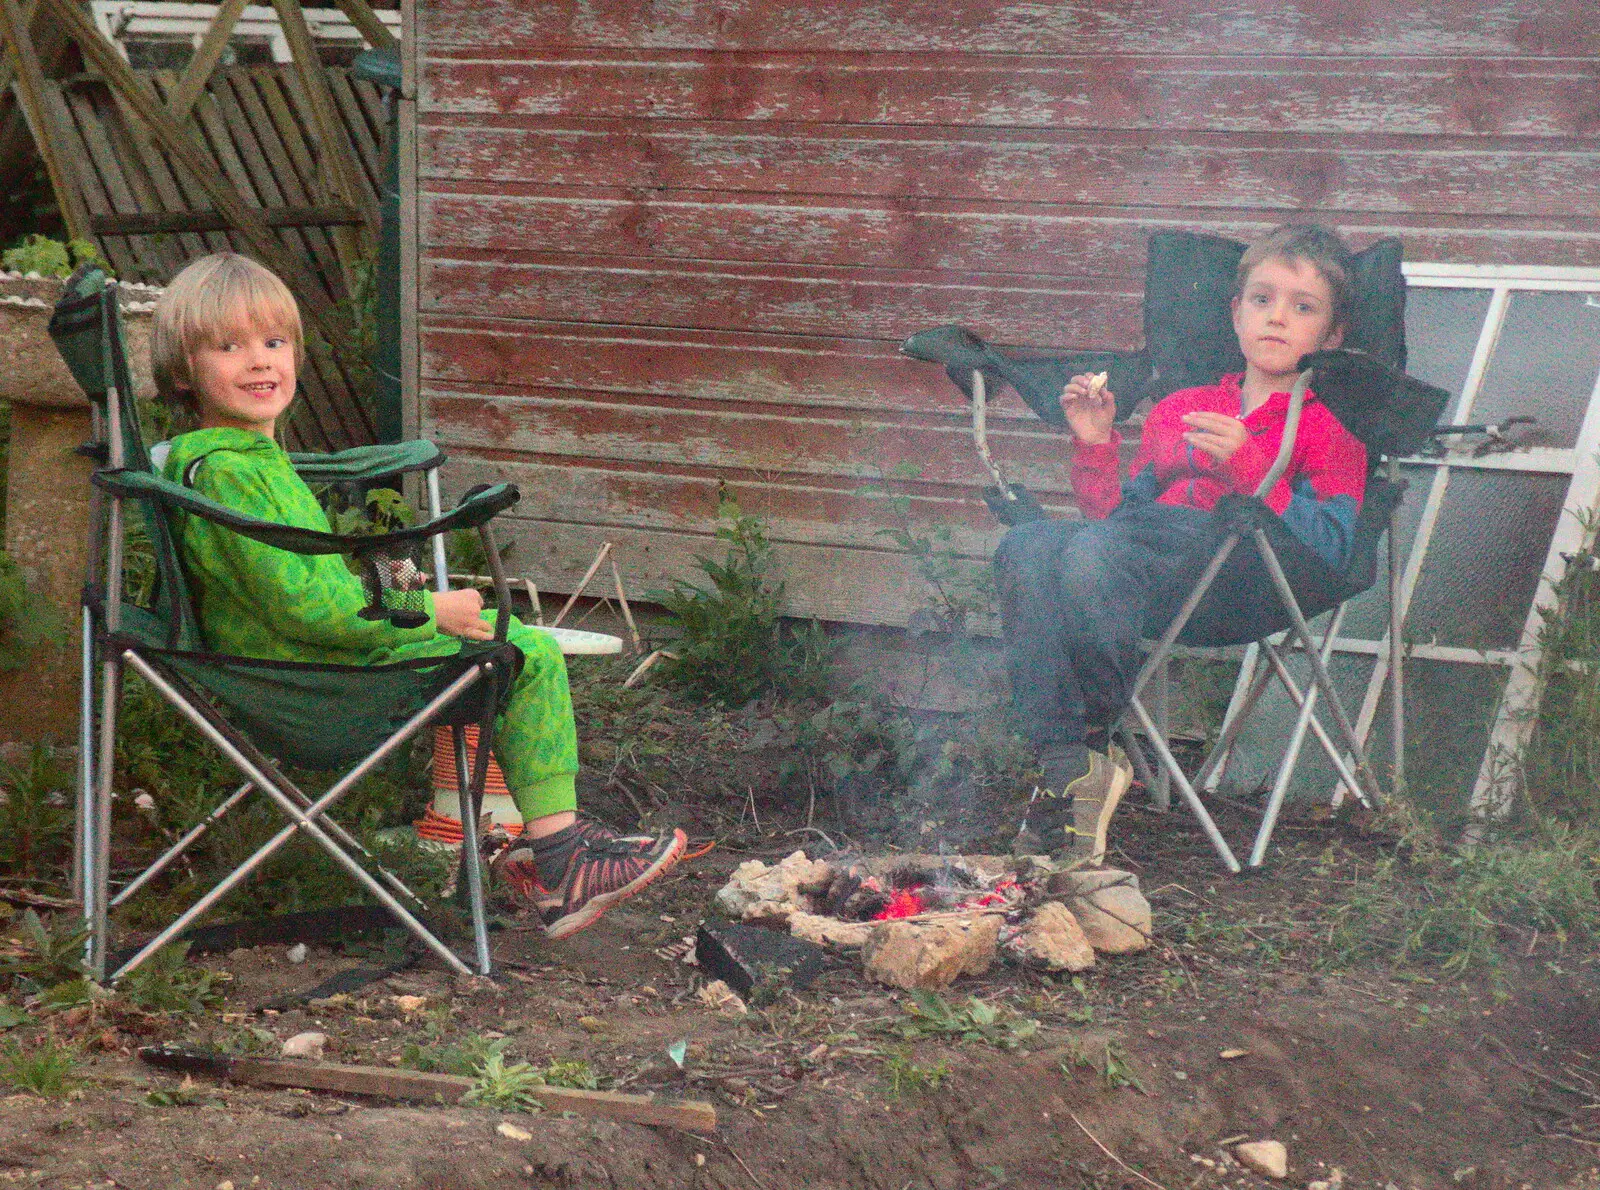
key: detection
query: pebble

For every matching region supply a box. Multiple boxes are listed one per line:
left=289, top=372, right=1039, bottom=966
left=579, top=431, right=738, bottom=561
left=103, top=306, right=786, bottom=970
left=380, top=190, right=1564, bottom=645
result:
left=496, top=1122, right=532, bottom=1141
left=280, top=1031, right=326, bottom=1060
left=286, top=943, right=308, bottom=964
left=1235, top=1139, right=1288, bottom=1179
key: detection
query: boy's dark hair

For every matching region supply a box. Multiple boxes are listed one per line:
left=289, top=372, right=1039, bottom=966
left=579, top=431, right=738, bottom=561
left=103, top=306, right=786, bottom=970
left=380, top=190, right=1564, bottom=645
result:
left=1236, top=224, right=1356, bottom=329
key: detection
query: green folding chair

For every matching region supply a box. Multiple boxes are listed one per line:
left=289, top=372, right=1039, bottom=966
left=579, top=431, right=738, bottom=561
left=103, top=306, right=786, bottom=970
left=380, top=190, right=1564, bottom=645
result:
left=52, top=265, right=520, bottom=981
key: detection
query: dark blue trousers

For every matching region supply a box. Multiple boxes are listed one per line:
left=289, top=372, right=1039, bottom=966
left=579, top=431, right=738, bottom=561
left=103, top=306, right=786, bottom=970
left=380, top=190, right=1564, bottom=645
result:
left=993, top=502, right=1215, bottom=750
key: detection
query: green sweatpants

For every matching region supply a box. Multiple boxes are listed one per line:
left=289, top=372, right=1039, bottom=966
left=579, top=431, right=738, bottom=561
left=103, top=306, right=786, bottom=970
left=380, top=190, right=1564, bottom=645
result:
left=478, top=612, right=580, bottom=821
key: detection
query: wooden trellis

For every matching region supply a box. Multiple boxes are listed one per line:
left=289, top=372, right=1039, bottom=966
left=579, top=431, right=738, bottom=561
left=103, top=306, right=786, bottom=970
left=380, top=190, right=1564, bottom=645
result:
left=0, top=0, right=397, bottom=450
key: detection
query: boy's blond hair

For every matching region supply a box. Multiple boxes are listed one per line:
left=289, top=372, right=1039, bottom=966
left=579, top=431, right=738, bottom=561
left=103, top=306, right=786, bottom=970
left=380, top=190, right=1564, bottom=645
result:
left=151, top=252, right=304, bottom=413
left=1236, top=224, right=1355, bottom=330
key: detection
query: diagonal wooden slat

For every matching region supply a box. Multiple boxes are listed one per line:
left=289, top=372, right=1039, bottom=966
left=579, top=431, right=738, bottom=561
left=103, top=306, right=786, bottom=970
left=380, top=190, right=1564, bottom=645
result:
left=166, top=0, right=251, bottom=125
left=41, top=0, right=358, bottom=363
left=0, top=0, right=90, bottom=239
left=0, top=0, right=37, bottom=98
left=270, top=0, right=377, bottom=278
left=327, top=0, right=396, bottom=54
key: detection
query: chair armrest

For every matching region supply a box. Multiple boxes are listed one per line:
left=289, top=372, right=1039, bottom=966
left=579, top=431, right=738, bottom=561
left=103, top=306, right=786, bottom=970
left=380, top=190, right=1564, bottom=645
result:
left=287, top=441, right=446, bottom=484
left=92, top=468, right=518, bottom=556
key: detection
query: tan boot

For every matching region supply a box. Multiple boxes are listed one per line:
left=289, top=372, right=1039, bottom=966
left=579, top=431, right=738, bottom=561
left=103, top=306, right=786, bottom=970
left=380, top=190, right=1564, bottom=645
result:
left=1061, top=745, right=1133, bottom=866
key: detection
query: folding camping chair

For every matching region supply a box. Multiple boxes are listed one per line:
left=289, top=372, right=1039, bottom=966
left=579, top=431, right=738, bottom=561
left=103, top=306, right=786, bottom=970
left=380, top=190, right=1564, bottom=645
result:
left=901, top=231, right=1452, bottom=872
left=54, top=265, right=522, bottom=981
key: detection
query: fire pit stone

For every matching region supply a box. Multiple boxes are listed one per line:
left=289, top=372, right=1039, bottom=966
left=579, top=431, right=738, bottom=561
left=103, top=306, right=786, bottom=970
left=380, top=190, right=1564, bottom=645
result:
left=711, top=850, right=834, bottom=925
left=1005, top=901, right=1096, bottom=972
left=1046, top=868, right=1152, bottom=953
left=862, top=913, right=1005, bottom=991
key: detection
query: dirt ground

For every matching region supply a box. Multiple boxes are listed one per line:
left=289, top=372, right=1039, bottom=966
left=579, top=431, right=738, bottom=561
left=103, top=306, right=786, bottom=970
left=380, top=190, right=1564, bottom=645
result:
left=5, top=788, right=1600, bottom=1190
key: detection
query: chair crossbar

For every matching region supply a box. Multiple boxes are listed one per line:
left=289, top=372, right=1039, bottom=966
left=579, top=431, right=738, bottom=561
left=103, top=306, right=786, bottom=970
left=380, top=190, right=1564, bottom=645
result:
left=108, top=649, right=490, bottom=981
left=110, top=780, right=254, bottom=908
left=1256, top=637, right=1371, bottom=808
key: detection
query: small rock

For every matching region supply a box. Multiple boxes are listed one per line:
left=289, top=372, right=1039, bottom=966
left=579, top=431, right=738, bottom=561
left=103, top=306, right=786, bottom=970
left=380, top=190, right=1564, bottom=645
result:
left=1046, top=869, right=1152, bottom=953
left=1235, top=1139, right=1288, bottom=1179
left=286, top=943, right=308, bottom=964
left=697, top=979, right=748, bottom=1015
left=496, top=1122, right=532, bottom=1141
left=787, top=911, right=873, bottom=949
left=392, top=995, right=427, bottom=1015
left=1006, top=902, right=1095, bottom=972
left=862, top=914, right=1003, bottom=990
left=577, top=1016, right=605, bottom=1033
left=1219, top=1048, right=1250, bottom=1060
left=280, top=1031, right=326, bottom=1060
left=216, top=1182, right=234, bottom=1190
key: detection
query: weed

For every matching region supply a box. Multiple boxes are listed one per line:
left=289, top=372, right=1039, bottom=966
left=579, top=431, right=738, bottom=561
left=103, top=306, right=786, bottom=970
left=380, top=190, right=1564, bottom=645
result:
left=0, top=552, right=63, bottom=674
left=1059, top=1038, right=1146, bottom=1092
left=894, top=990, right=1038, bottom=1051
left=401, top=1031, right=506, bottom=1078
left=0, top=910, right=88, bottom=995
left=653, top=498, right=833, bottom=704
left=883, top=1048, right=949, bottom=1098
left=144, top=1078, right=217, bottom=1107
left=542, top=1058, right=603, bottom=1090
left=0, top=745, right=72, bottom=879
left=1320, top=825, right=1600, bottom=977
left=0, top=1036, right=80, bottom=1098
left=2, top=234, right=108, bottom=278
left=462, top=1044, right=545, bottom=1112
left=114, top=943, right=228, bottom=1016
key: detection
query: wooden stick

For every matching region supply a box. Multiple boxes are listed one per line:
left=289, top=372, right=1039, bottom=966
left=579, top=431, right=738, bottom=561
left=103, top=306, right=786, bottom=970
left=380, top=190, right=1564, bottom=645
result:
left=524, top=578, right=544, bottom=626
left=610, top=558, right=642, bottom=653
left=139, top=1049, right=717, bottom=1133
left=166, top=0, right=250, bottom=124
left=553, top=542, right=613, bottom=628
left=1068, top=1112, right=1169, bottom=1190
left=327, top=0, right=398, bottom=52
left=624, top=648, right=676, bottom=689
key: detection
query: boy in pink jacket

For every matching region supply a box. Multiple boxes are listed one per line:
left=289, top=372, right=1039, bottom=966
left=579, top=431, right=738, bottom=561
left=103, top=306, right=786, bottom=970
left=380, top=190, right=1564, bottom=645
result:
left=997, top=224, right=1367, bottom=862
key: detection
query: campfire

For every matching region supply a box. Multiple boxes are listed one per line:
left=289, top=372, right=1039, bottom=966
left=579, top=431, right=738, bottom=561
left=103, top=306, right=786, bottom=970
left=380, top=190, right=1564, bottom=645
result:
left=703, top=850, right=1153, bottom=992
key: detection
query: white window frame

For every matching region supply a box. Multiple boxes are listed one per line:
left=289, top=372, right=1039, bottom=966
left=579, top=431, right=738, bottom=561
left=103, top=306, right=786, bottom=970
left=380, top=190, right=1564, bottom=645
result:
left=90, top=1, right=400, bottom=64
left=1305, top=263, right=1600, bottom=814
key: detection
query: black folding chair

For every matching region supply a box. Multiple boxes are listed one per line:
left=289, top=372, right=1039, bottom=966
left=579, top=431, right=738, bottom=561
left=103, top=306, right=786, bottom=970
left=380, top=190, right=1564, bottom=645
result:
left=54, top=265, right=522, bottom=980
left=902, top=232, right=1451, bottom=871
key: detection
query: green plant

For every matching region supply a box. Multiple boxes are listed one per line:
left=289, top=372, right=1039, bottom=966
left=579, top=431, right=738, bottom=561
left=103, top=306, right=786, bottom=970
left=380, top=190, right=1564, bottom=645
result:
left=1099, top=1040, right=1145, bottom=1092
left=541, top=1058, right=603, bottom=1090
left=114, top=943, right=228, bottom=1015
left=0, top=551, right=64, bottom=674
left=894, top=990, right=1038, bottom=1050
left=0, top=1037, right=79, bottom=1097
left=462, top=1042, right=546, bottom=1111
left=2, top=234, right=108, bottom=279
left=401, top=1030, right=507, bottom=1078
left=1321, top=825, right=1600, bottom=977
left=654, top=498, right=832, bottom=704
left=783, top=698, right=918, bottom=794
left=883, top=1049, right=949, bottom=1098
left=0, top=910, right=88, bottom=995
left=0, top=744, right=72, bottom=879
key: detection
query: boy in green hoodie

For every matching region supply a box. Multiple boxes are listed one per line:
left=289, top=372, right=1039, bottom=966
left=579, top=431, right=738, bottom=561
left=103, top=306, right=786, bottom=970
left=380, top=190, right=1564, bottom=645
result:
left=151, top=252, right=684, bottom=939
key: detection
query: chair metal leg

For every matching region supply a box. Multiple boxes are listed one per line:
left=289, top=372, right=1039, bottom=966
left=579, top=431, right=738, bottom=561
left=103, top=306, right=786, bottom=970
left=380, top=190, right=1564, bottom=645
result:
left=1248, top=607, right=1350, bottom=867
left=1194, top=648, right=1275, bottom=793
left=1203, top=643, right=1261, bottom=792
left=1148, top=657, right=1171, bottom=811
left=1256, top=640, right=1370, bottom=805
left=114, top=652, right=482, bottom=981
left=1129, top=533, right=1240, bottom=706
left=1117, top=723, right=1159, bottom=808
left=1250, top=530, right=1384, bottom=807
left=110, top=782, right=254, bottom=908
left=73, top=608, right=95, bottom=909
left=452, top=721, right=493, bottom=977
left=1388, top=493, right=1406, bottom=793
left=88, top=652, right=121, bottom=980
left=1127, top=695, right=1242, bottom=873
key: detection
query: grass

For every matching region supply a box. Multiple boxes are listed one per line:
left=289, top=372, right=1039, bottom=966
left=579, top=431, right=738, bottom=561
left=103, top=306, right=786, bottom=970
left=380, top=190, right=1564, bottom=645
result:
left=893, top=991, right=1039, bottom=1051
left=883, top=1049, right=949, bottom=1098
left=0, top=1036, right=80, bottom=1098
left=0, top=910, right=88, bottom=996
left=114, top=943, right=228, bottom=1016
left=1060, top=1038, right=1146, bottom=1092
left=0, top=745, right=73, bottom=881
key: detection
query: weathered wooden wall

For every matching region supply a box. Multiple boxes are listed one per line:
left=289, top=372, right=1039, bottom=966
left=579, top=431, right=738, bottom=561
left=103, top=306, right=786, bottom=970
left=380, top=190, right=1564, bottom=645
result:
left=415, top=0, right=1600, bottom=625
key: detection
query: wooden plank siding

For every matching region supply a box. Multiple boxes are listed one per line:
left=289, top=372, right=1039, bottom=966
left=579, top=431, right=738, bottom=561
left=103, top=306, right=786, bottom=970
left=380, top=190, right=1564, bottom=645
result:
left=415, top=1, right=1600, bottom=627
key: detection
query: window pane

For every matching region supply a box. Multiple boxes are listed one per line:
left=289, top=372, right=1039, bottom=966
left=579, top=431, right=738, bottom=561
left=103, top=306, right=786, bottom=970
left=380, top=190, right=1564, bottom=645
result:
left=1405, top=469, right=1567, bottom=650
left=1403, top=287, right=1491, bottom=406
left=1471, top=290, right=1600, bottom=450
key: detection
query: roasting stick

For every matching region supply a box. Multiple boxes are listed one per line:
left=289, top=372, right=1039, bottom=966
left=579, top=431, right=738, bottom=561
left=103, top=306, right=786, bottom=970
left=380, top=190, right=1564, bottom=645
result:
left=970, top=371, right=1014, bottom=498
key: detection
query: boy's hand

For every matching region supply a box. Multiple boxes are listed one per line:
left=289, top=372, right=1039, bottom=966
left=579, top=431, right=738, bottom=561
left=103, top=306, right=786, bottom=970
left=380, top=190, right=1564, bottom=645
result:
left=1181, top=411, right=1251, bottom=463
left=1060, top=372, right=1116, bottom=445
left=434, top=588, right=493, bottom=640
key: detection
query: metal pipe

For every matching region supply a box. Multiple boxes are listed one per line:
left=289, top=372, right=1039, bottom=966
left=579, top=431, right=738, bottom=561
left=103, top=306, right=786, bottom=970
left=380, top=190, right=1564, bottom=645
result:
left=1193, top=653, right=1277, bottom=791
left=1203, top=642, right=1260, bottom=792
left=74, top=607, right=95, bottom=908
left=1250, top=530, right=1384, bottom=806
left=1249, top=606, right=1349, bottom=867
left=1127, top=697, right=1242, bottom=873
left=1128, top=533, right=1239, bottom=706
left=453, top=722, right=492, bottom=975
left=89, top=653, right=121, bottom=979
left=1148, top=657, right=1171, bottom=811
left=1256, top=638, right=1368, bottom=803
left=427, top=468, right=448, bottom=593
left=1387, top=459, right=1406, bottom=793
left=113, top=653, right=483, bottom=980
left=110, top=782, right=254, bottom=907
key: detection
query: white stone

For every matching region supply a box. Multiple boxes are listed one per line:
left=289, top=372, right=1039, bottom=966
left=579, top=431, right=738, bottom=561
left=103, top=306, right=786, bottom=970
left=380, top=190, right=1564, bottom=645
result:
left=1006, top=902, right=1095, bottom=972
left=1235, top=1140, right=1288, bottom=1179
left=711, top=850, right=833, bottom=924
left=862, top=914, right=1002, bottom=990
left=787, top=911, right=874, bottom=949
left=286, top=943, right=308, bottom=964
left=280, top=1031, right=326, bottom=1060
left=696, top=979, right=748, bottom=1014
left=496, top=1121, right=533, bottom=1141
left=1047, top=868, right=1152, bottom=953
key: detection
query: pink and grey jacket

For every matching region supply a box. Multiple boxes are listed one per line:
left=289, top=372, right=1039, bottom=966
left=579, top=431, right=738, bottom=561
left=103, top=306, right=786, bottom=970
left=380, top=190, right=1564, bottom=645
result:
left=1070, top=373, right=1368, bottom=569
